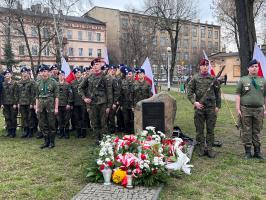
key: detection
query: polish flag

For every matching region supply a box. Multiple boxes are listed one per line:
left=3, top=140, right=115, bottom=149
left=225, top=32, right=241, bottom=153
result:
left=253, top=43, right=266, bottom=78
left=103, top=47, right=109, bottom=65
left=61, top=57, right=75, bottom=83
left=203, top=50, right=216, bottom=76
left=141, top=57, right=156, bottom=95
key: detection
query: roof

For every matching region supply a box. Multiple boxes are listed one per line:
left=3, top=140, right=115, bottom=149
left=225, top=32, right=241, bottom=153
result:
left=209, top=52, right=239, bottom=58
left=0, top=7, right=105, bottom=25
left=86, top=6, right=221, bottom=27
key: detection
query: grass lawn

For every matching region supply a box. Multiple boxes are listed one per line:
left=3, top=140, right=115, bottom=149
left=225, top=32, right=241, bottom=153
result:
left=0, top=92, right=265, bottom=200
left=221, top=84, right=237, bottom=95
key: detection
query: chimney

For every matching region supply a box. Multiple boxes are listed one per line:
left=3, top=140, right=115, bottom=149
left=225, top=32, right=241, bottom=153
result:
left=205, top=21, right=208, bottom=24
left=197, top=19, right=200, bottom=23
left=43, top=7, right=50, bottom=14
left=221, top=45, right=226, bottom=53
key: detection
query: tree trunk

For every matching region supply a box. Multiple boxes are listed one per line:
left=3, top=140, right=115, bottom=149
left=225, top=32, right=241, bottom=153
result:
left=235, top=0, right=257, bottom=76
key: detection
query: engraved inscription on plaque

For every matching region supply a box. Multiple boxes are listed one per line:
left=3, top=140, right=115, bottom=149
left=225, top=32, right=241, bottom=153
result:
left=142, top=102, right=165, bottom=133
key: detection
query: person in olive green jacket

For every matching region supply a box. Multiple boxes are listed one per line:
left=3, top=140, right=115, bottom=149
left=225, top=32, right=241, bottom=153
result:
left=35, top=64, right=59, bottom=149
left=2, top=69, right=18, bottom=137
left=57, top=70, right=73, bottom=139
left=187, top=58, right=221, bottom=158
left=236, top=59, right=266, bottom=159
left=17, top=67, right=36, bottom=138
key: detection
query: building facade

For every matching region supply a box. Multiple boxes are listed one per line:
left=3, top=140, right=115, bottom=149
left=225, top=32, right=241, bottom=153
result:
left=0, top=5, right=106, bottom=69
left=86, top=6, right=221, bottom=80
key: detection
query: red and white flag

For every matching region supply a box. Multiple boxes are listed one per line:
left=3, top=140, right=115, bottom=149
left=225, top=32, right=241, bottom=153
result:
left=61, top=57, right=75, bottom=83
left=103, top=47, right=109, bottom=65
left=141, top=57, right=156, bottom=95
left=253, top=43, right=266, bottom=79
left=203, top=50, right=216, bottom=76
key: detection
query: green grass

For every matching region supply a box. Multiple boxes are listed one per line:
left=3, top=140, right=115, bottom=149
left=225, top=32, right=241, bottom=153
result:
left=221, top=84, right=237, bottom=95
left=0, top=92, right=265, bottom=200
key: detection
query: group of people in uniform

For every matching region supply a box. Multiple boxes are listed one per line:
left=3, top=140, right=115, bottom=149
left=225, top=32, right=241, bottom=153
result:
left=1, top=58, right=152, bottom=148
left=187, top=58, right=265, bottom=159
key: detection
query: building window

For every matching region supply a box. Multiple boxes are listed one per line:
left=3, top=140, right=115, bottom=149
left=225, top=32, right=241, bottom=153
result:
left=214, top=30, right=219, bottom=39
left=97, top=49, right=102, bottom=57
left=176, top=52, right=180, bottom=61
left=177, top=40, right=181, bottom=49
left=31, top=27, right=37, bottom=37
left=152, top=37, right=157, bottom=45
left=19, top=45, right=25, bottom=55
left=208, top=29, right=213, bottom=38
left=208, top=41, right=212, bottom=49
left=43, top=46, right=50, bottom=56
left=121, top=18, right=128, bottom=28
left=184, top=52, right=189, bottom=61
left=160, top=36, right=166, bottom=46
left=192, top=40, right=197, bottom=48
left=200, top=40, right=206, bottom=48
left=78, top=48, right=83, bottom=56
left=183, top=26, right=189, bottom=36
left=78, top=31, right=83, bottom=40
left=214, top=42, right=219, bottom=51
left=32, top=45, right=38, bottom=56
left=192, top=27, right=197, bottom=37
left=88, top=31, right=93, bottom=41
left=96, top=33, right=101, bottom=42
left=201, top=27, right=205, bottom=38
left=43, top=28, right=49, bottom=38
left=67, top=30, right=72, bottom=39
left=68, top=47, right=74, bottom=56
left=233, top=65, right=240, bottom=77
left=88, top=48, right=93, bottom=57
left=183, top=39, right=189, bottom=49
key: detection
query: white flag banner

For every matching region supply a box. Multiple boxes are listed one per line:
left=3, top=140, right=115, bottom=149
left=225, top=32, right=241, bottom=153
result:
left=141, top=57, right=156, bottom=95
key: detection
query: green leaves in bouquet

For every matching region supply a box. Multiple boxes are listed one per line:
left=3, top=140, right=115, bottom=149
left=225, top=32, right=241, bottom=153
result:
left=86, top=164, right=103, bottom=183
left=133, top=169, right=169, bottom=187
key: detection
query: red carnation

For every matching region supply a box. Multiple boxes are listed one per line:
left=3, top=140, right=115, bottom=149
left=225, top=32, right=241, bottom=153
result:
left=141, top=154, right=146, bottom=160
left=107, top=161, right=113, bottom=167
left=99, top=164, right=105, bottom=171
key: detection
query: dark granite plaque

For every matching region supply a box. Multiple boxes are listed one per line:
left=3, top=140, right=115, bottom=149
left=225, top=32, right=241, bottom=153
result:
left=142, top=102, right=165, bottom=133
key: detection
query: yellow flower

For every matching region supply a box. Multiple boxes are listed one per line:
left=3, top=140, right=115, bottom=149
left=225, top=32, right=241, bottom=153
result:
left=112, top=169, right=127, bottom=184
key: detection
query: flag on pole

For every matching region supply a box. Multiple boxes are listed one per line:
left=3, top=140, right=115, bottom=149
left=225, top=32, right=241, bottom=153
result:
left=103, top=47, right=109, bottom=65
left=61, top=57, right=75, bottom=83
left=203, top=50, right=216, bottom=76
left=141, top=57, right=156, bottom=95
left=253, top=43, right=266, bottom=79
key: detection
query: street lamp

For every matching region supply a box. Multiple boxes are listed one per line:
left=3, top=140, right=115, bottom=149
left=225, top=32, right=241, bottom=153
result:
left=167, top=47, right=171, bottom=91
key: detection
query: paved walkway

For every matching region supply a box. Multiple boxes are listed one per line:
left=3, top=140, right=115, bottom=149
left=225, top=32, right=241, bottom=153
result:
left=72, top=183, right=163, bottom=200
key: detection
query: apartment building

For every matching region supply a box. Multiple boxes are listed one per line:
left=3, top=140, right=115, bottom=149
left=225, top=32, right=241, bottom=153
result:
left=0, top=5, right=106, bottom=69
left=85, top=6, right=221, bottom=79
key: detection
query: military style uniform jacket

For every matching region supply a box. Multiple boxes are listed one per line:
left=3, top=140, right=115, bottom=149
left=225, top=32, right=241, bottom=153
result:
left=78, top=72, right=113, bottom=108
left=133, top=80, right=151, bottom=107
left=2, top=79, right=17, bottom=105
left=58, top=81, right=73, bottom=106
left=71, top=78, right=84, bottom=106
left=187, top=74, right=221, bottom=108
left=17, top=79, right=35, bottom=105
left=120, top=79, right=134, bottom=109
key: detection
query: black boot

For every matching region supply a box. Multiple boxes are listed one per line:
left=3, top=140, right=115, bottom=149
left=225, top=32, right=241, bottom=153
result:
left=10, top=128, right=16, bottom=138
left=76, top=128, right=81, bottom=138
left=244, top=146, right=252, bottom=159
left=49, top=134, right=55, bottom=148
left=64, top=129, right=70, bottom=139
left=81, top=129, right=87, bottom=138
left=28, top=128, right=34, bottom=138
left=21, top=127, right=29, bottom=138
left=40, top=136, right=50, bottom=149
left=95, top=130, right=102, bottom=145
left=58, top=129, right=64, bottom=139
left=36, top=131, right=43, bottom=139
left=254, top=146, right=265, bottom=159
left=5, top=128, right=12, bottom=137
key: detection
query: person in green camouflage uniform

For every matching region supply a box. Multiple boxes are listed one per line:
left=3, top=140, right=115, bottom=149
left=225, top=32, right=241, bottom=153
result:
left=50, top=64, right=59, bottom=82
left=17, top=67, right=36, bottom=138
left=2, top=70, right=18, bottom=138
left=78, top=58, right=113, bottom=144
left=187, top=58, right=221, bottom=158
left=36, top=64, right=59, bottom=149
left=133, top=68, right=152, bottom=108
left=71, top=67, right=87, bottom=138
left=120, top=66, right=135, bottom=134
left=57, top=70, right=73, bottom=139
left=236, top=59, right=266, bottom=159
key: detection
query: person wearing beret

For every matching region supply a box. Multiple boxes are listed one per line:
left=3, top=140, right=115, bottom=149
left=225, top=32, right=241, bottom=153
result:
left=35, top=65, right=59, bottom=148
left=50, top=64, right=59, bottom=82
left=17, top=67, right=36, bottom=138
left=71, top=67, right=87, bottom=138
left=2, top=70, right=18, bottom=137
left=187, top=58, right=221, bottom=158
left=236, top=59, right=266, bottom=159
left=56, top=70, right=73, bottom=139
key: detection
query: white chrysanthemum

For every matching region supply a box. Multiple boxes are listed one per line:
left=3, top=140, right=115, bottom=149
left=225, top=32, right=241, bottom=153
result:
left=146, top=126, right=156, bottom=131
left=144, top=163, right=150, bottom=169
left=141, top=130, right=148, bottom=136
left=105, top=158, right=111, bottom=162
left=97, top=159, right=103, bottom=165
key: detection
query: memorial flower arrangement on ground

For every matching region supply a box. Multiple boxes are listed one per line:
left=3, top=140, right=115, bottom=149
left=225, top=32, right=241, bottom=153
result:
left=87, top=126, right=193, bottom=187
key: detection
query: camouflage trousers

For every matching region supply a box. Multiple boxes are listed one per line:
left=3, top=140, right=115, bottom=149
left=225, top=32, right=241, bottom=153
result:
left=37, top=110, right=56, bottom=137
left=56, top=106, right=71, bottom=129
left=3, top=105, right=18, bottom=129
left=20, top=105, right=35, bottom=129
left=88, top=104, right=108, bottom=136
left=240, top=106, right=264, bottom=148
left=194, top=107, right=217, bottom=147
